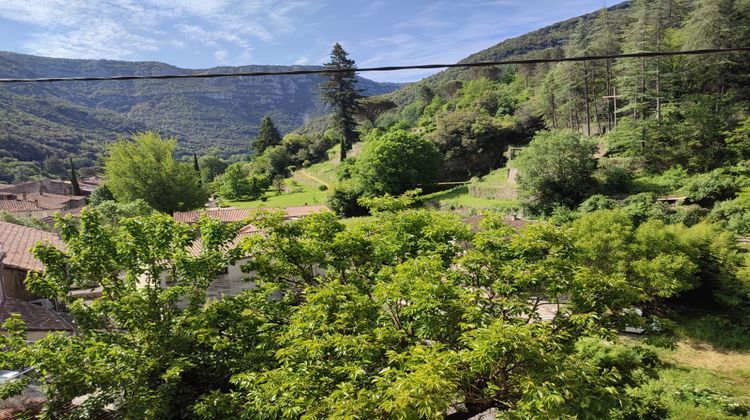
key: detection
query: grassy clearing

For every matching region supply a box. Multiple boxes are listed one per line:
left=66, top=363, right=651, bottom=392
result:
left=223, top=182, right=328, bottom=208
left=420, top=166, right=521, bottom=213
left=421, top=184, right=521, bottom=214
left=339, top=215, right=377, bottom=227
left=626, top=314, right=750, bottom=419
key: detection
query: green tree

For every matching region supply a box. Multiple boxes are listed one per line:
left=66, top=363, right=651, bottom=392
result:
left=1, top=208, right=687, bottom=418
left=219, top=163, right=266, bottom=200
left=589, top=7, right=621, bottom=132
left=193, top=153, right=202, bottom=186
left=321, top=43, right=361, bottom=162
left=680, top=0, right=735, bottom=96
left=43, top=155, right=66, bottom=178
left=104, top=132, right=208, bottom=214
left=516, top=130, right=598, bottom=214
left=68, top=157, right=82, bottom=196
left=199, top=155, right=229, bottom=184
left=252, top=116, right=282, bottom=156
left=1, top=210, right=258, bottom=418
left=88, top=183, right=115, bottom=205
left=353, top=129, right=440, bottom=196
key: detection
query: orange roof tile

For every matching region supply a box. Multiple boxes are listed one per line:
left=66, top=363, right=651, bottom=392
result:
left=0, top=298, right=74, bottom=331
left=174, top=205, right=330, bottom=224
left=0, top=200, right=50, bottom=213
left=0, top=221, right=64, bottom=272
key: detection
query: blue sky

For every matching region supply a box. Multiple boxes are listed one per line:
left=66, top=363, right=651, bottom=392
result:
left=0, top=0, right=611, bottom=83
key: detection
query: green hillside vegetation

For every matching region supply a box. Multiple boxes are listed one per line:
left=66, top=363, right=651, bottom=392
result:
left=0, top=51, right=402, bottom=180
left=3, top=1, right=750, bottom=418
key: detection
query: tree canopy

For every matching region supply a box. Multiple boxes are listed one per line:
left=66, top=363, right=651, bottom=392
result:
left=252, top=116, right=283, bottom=156
left=321, top=43, right=361, bottom=162
left=516, top=130, right=598, bottom=214
left=0, top=207, right=691, bottom=418
left=104, top=132, right=208, bottom=214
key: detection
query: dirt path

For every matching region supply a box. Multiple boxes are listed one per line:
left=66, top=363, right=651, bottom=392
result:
left=298, top=170, right=331, bottom=189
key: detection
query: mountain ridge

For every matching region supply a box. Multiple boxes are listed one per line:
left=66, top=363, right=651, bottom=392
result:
left=0, top=51, right=402, bottom=163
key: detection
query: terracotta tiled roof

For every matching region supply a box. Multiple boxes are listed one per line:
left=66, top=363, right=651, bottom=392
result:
left=187, top=230, right=257, bottom=257
left=174, top=205, right=330, bottom=224
left=24, top=193, right=86, bottom=209
left=0, top=221, right=64, bottom=271
left=0, top=200, right=50, bottom=213
left=0, top=298, right=74, bottom=331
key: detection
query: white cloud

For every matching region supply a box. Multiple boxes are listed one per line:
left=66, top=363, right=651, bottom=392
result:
left=0, top=0, right=313, bottom=61
left=293, top=56, right=309, bottom=65
left=214, top=49, right=228, bottom=62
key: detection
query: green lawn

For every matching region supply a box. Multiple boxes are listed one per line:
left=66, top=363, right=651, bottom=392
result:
left=421, top=166, right=520, bottom=214
left=626, top=314, right=750, bottom=419
left=421, top=185, right=521, bottom=213
left=223, top=183, right=328, bottom=208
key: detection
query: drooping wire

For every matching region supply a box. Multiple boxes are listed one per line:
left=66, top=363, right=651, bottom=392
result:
left=0, top=47, right=748, bottom=84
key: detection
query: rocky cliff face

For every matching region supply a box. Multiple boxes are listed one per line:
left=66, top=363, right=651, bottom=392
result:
left=0, top=52, right=402, bottom=162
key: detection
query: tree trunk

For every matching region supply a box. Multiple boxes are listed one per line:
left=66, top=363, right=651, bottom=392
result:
left=583, top=62, right=591, bottom=136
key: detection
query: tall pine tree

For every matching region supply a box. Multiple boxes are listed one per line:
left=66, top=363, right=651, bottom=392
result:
left=69, top=157, right=81, bottom=196
left=193, top=153, right=202, bottom=186
left=253, top=116, right=282, bottom=156
left=589, top=7, right=621, bottom=131
left=321, top=43, right=361, bottom=162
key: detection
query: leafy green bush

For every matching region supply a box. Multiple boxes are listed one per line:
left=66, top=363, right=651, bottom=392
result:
left=516, top=130, right=597, bottom=214
left=709, top=196, right=750, bottom=235
left=579, top=194, right=621, bottom=213
left=327, top=179, right=367, bottom=216
left=675, top=385, right=750, bottom=416
left=596, top=159, right=634, bottom=194
left=622, top=192, right=669, bottom=225
left=353, top=129, right=440, bottom=196
left=683, top=168, right=740, bottom=208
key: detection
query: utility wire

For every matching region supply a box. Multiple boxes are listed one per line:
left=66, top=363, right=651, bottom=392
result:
left=0, top=47, right=748, bottom=83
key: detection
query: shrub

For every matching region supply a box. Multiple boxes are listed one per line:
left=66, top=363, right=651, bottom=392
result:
left=709, top=196, right=750, bottom=235
left=683, top=169, right=740, bottom=208
left=579, top=194, right=621, bottom=213
left=622, top=193, right=669, bottom=225
left=327, top=180, right=367, bottom=217
left=354, top=129, right=440, bottom=196
left=597, top=159, right=634, bottom=194
left=318, top=184, right=328, bottom=192
left=515, top=130, right=597, bottom=214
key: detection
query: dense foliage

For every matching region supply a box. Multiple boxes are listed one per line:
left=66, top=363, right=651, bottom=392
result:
left=252, top=116, right=283, bottom=156
left=104, top=132, right=208, bottom=213
left=6, top=206, right=719, bottom=418
left=515, top=130, right=598, bottom=213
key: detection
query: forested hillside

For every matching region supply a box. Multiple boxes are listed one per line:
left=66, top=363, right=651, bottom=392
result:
left=0, top=52, right=400, bottom=166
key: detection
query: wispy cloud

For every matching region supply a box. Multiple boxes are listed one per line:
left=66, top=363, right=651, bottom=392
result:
left=0, top=0, right=313, bottom=61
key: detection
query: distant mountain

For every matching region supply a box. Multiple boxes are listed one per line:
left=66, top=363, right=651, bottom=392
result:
left=0, top=52, right=402, bottom=162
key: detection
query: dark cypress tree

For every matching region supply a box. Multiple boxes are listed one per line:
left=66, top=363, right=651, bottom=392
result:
left=69, top=157, right=81, bottom=196
left=321, top=43, right=361, bottom=162
left=253, top=116, right=282, bottom=156
left=193, top=153, right=202, bottom=186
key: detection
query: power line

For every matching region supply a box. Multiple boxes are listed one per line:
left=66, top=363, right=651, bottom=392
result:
left=0, top=47, right=748, bottom=84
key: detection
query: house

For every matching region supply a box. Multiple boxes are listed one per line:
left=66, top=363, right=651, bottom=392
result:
left=0, top=223, right=75, bottom=340
left=0, top=179, right=94, bottom=197
left=173, top=205, right=330, bottom=224
left=186, top=228, right=260, bottom=300
left=0, top=221, right=64, bottom=301
left=0, top=190, right=87, bottom=219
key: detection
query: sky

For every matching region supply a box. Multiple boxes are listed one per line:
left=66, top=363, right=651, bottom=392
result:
left=0, top=0, right=611, bottom=83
